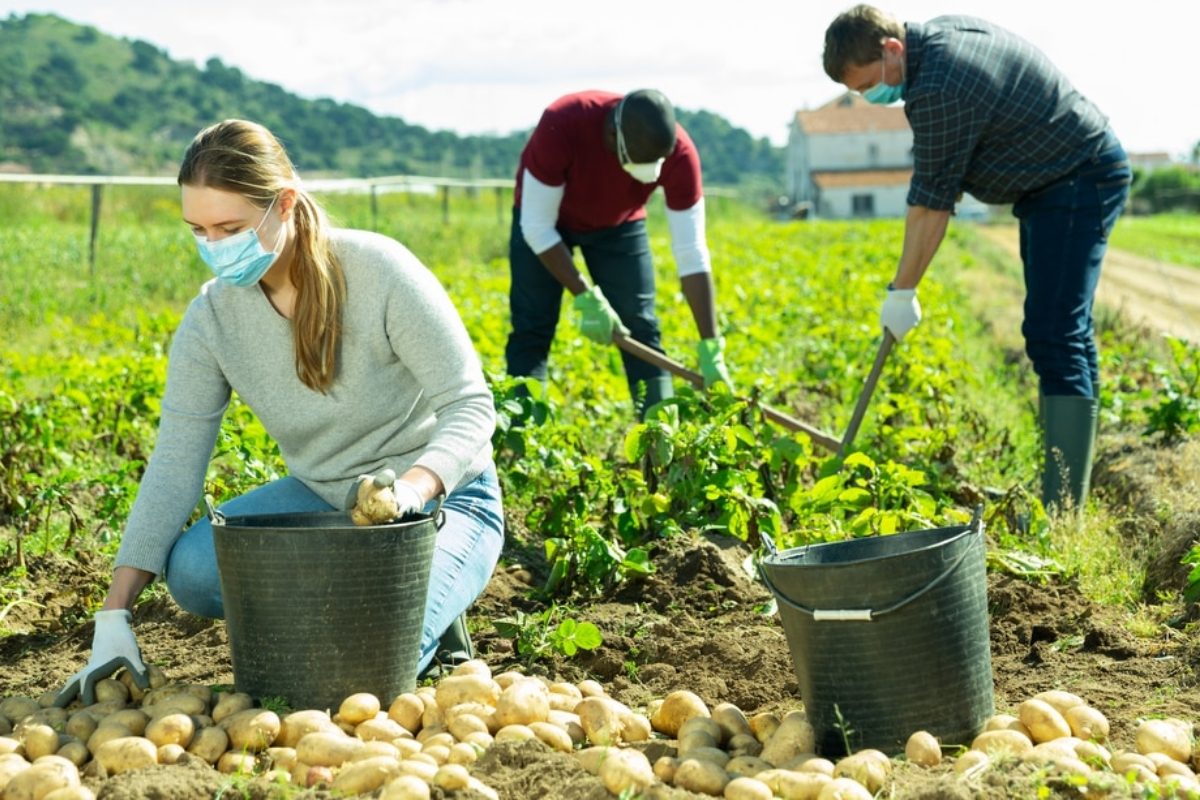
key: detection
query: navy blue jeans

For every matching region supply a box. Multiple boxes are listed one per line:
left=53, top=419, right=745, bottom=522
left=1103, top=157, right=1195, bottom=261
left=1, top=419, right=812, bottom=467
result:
left=1013, top=130, right=1132, bottom=398
left=505, top=212, right=670, bottom=399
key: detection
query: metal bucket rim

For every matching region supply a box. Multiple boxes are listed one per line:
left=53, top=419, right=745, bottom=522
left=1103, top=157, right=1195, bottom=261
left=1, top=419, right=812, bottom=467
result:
left=763, top=522, right=975, bottom=571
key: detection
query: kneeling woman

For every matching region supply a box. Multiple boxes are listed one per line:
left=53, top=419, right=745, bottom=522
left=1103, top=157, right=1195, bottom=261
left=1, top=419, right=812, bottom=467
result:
left=56, top=119, right=502, bottom=704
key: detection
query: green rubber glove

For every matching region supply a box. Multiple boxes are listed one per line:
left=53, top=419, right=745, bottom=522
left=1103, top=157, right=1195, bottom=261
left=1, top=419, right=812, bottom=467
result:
left=698, top=336, right=733, bottom=389
left=572, top=286, right=626, bottom=344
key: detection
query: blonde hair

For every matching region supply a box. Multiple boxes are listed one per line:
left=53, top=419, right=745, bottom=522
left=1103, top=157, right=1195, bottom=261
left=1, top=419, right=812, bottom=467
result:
left=178, top=119, right=345, bottom=393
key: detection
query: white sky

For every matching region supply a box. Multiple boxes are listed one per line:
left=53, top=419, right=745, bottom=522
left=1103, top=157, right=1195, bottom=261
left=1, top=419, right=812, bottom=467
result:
left=3, top=0, right=1196, bottom=159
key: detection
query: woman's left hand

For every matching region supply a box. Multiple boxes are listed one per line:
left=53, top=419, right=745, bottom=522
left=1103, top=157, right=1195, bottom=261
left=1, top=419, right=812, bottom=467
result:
left=349, top=469, right=424, bottom=525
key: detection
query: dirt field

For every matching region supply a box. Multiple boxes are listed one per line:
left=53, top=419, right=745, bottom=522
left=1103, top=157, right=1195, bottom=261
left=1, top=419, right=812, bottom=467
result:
left=974, top=224, right=1200, bottom=345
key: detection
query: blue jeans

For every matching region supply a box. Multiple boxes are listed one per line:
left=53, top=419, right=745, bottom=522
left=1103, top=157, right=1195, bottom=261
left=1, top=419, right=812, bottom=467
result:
left=505, top=211, right=671, bottom=401
left=1014, top=129, right=1132, bottom=398
left=165, top=466, right=504, bottom=674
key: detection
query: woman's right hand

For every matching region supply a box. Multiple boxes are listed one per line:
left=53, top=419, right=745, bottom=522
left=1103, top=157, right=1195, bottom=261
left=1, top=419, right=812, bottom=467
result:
left=54, top=609, right=150, bottom=707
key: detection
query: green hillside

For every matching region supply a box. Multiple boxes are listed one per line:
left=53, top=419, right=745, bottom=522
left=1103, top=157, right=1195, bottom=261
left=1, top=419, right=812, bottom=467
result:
left=0, top=13, right=784, bottom=186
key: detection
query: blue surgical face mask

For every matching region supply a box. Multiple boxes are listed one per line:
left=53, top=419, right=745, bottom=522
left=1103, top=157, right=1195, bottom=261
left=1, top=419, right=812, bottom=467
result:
left=863, top=56, right=905, bottom=105
left=193, top=196, right=283, bottom=287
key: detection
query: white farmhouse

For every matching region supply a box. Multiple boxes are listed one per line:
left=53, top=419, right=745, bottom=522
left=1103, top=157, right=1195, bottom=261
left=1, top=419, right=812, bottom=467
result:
left=787, top=92, right=913, bottom=219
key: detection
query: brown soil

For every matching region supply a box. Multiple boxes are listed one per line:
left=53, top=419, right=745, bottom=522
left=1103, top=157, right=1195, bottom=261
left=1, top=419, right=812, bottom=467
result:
left=974, top=224, right=1200, bottom=345
left=3, top=429, right=1200, bottom=800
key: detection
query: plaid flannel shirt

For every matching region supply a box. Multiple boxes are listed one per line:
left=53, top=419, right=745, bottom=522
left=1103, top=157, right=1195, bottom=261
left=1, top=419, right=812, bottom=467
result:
left=903, top=17, right=1111, bottom=210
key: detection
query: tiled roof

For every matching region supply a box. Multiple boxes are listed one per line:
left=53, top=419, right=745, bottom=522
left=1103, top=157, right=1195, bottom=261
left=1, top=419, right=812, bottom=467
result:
left=812, top=169, right=913, bottom=188
left=795, top=92, right=910, bottom=134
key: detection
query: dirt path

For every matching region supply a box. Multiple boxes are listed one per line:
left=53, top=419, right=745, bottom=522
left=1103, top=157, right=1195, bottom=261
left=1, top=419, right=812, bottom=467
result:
left=975, top=224, right=1200, bottom=344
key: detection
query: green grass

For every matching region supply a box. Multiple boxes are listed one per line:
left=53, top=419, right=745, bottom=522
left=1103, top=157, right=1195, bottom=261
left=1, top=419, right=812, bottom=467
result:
left=1109, top=213, right=1200, bottom=268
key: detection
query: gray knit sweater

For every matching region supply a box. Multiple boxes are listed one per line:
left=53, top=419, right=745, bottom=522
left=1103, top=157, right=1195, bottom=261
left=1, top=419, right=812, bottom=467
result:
left=114, top=228, right=496, bottom=575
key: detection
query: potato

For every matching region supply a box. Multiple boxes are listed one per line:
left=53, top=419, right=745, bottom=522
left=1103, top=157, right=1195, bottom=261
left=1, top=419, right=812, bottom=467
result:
left=435, top=675, right=499, bottom=711
left=654, top=755, right=680, bottom=783
left=55, top=741, right=89, bottom=768
left=725, top=755, right=772, bottom=777
left=386, top=694, right=424, bottom=735
left=1034, top=690, right=1085, bottom=716
left=1018, top=698, right=1072, bottom=743
left=760, top=712, right=816, bottom=767
left=620, top=710, right=652, bottom=743
left=447, top=713, right=489, bottom=741
left=338, top=693, right=381, bottom=726
left=576, top=696, right=625, bottom=746
left=144, top=713, right=194, bottom=748
left=396, top=757, right=438, bottom=782
left=577, top=679, right=605, bottom=698
left=972, top=729, right=1034, bottom=757
left=493, top=724, right=536, bottom=744
left=430, top=762, right=469, bottom=790
left=63, top=714, right=97, bottom=744
left=1146, top=752, right=1195, bottom=781
left=529, top=721, right=573, bottom=753
left=210, top=692, right=254, bottom=725
left=761, top=769, right=830, bottom=800
left=332, top=755, right=402, bottom=794
left=792, top=755, right=835, bottom=776
left=92, top=680, right=129, bottom=706
left=28, top=708, right=68, bottom=730
left=94, top=736, right=157, bottom=775
left=0, top=697, right=40, bottom=725
left=21, top=723, right=60, bottom=760
left=675, top=757, right=730, bottom=796
left=651, top=690, right=710, bottom=738
left=349, top=716, right=402, bottom=743
left=680, top=716, right=726, bottom=746
left=833, top=750, right=890, bottom=794
left=749, top=712, right=781, bottom=744
left=1063, top=705, right=1109, bottom=742
left=493, top=679, right=550, bottom=729
left=1136, top=719, right=1192, bottom=763
left=905, top=730, right=941, bottom=767
left=724, top=775, right=773, bottom=800
left=380, top=773, right=432, bottom=800
left=185, top=725, right=229, bottom=765
left=600, top=748, right=655, bottom=795
left=221, top=708, right=280, bottom=753
left=816, top=776, right=874, bottom=799
left=217, top=751, right=258, bottom=775
left=276, top=710, right=337, bottom=748
left=295, top=731, right=364, bottom=768
left=729, top=733, right=763, bottom=757
left=679, top=729, right=719, bottom=757
left=86, top=724, right=132, bottom=755
left=100, top=709, right=148, bottom=737
left=415, top=726, right=451, bottom=746
left=712, top=703, right=753, bottom=740
left=448, top=741, right=481, bottom=766
left=157, top=743, right=186, bottom=765
left=2, top=758, right=79, bottom=800
left=41, top=786, right=96, bottom=800
left=1074, top=740, right=1111, bottom=768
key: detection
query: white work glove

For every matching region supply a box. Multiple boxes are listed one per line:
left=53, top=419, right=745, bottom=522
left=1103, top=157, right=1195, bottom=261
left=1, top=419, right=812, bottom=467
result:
left=349, top=468, right=425, bottom=526
left=880, top=285, right=921, bottom=339
left=55, top=609, right=149, bottom=707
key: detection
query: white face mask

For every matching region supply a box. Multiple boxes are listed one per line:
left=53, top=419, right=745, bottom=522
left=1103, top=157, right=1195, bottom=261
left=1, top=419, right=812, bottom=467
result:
left=615, top=96, right=666, bottom=184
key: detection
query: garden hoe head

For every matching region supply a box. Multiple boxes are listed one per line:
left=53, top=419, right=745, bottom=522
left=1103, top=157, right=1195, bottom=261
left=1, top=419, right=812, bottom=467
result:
left=611, top=330, right=895, bottom=456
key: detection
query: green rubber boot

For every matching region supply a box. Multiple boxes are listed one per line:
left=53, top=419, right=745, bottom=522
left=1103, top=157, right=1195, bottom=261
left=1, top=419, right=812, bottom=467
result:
left=1040, top=395, right=1099, bottom=512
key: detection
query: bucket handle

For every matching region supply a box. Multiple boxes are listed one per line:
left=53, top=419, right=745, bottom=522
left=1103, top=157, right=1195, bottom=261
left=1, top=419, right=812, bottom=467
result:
left=205, top=494, right=226, bottom=526
left=758, top=506, right=984, bottom=622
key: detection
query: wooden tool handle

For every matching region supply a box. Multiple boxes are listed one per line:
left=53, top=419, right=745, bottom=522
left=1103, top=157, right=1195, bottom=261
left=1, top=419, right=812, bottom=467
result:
left=611, top=332, right=841, bottom=452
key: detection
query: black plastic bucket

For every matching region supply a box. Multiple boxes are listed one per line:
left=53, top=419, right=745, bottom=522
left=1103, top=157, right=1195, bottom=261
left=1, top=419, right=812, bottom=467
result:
left=212, top=506, right=439, bottom=712
left=759, top=512, right=993, bottom=756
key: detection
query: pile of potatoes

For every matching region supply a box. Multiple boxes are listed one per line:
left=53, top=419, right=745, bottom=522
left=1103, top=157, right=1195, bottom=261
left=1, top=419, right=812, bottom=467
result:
left=0, top=660, right=651, bottom=800
left=2, top=665, right=1198, bottom=800
left=949, top=689, right=1199, bottom=797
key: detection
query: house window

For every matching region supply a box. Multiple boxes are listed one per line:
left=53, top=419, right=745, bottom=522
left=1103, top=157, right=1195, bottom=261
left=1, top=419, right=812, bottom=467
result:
left=852, top=194, right=875, bottom=217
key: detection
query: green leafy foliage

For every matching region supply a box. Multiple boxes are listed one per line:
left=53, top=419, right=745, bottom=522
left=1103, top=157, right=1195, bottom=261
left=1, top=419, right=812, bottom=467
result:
left=493, top=607, right=603, bottom=661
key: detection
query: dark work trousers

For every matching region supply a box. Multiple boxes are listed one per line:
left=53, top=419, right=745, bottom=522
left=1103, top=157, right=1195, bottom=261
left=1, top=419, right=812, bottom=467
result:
left=1014, top=129, right=1132, bottom=399
left=505, top=211, right=672, bottom=409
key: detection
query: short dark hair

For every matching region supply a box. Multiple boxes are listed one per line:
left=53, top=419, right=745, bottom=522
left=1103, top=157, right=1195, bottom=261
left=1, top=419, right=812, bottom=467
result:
left=618, top=89, right=677, bottom=160
left=823, top=4, right=903, bottom=81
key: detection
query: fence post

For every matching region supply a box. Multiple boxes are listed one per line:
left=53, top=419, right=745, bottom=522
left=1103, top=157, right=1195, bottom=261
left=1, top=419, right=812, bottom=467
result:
left=89, top=184, right=103, bottom=279
left=441, top=185, right=450, bottom=224
left=370, top=184, right=378, bottom=231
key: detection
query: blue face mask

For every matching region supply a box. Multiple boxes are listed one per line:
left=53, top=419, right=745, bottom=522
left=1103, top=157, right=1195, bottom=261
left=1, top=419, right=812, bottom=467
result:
left=863, top=57, right=905, bottom=105
left=193, top=196, right=282, bottom=287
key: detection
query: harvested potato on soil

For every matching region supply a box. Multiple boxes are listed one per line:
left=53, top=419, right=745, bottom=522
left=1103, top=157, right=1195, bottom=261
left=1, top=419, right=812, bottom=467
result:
left=93, top=736, right=157, bottom=775
left=905, top=730, right=941, bottom=767
left=1136, top=719, right=1192, bottom=763
left=1018, top=698, right=1072, bottom=743
left=650, top=690, right=710, bottom=737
